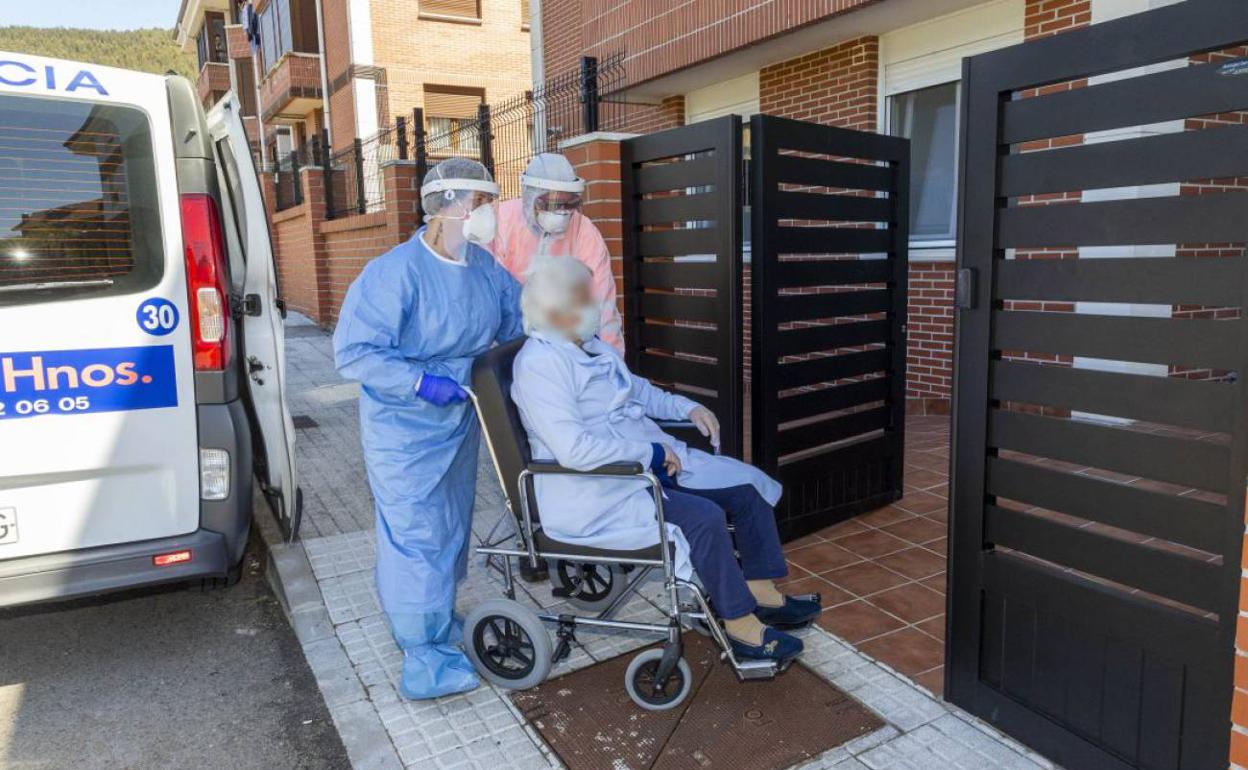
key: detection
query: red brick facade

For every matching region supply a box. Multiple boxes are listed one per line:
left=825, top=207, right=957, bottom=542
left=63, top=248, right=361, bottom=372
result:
left=759, top=37, right=879, bottom=132
left=544, top=0, right=877, bottom=90
left=265, top=161, right=421, bottom=326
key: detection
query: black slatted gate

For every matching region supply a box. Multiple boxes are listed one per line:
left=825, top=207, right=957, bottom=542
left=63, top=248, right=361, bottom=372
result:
left=750, top=115, right=910, bottom=540
left=621, top=116, right=745, bottom=457
left=949, top=2, right=1248, bottom=768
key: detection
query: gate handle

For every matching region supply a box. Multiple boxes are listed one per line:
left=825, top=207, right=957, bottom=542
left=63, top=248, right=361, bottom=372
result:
left=955, top=268, right=977, bottom=311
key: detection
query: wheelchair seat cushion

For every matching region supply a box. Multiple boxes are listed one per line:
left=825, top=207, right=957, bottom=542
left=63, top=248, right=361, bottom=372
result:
left=534, top=530, right=666, bottom=562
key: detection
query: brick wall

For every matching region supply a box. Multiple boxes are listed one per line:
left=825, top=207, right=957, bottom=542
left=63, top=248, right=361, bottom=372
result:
left=544, top=0, right=877, bottom=91
left=268, top=161, right=421, bottom=327
left=322, top=212, right=393, bottom=327
left=321, top=0, right=356, bottom=148
left=562, top=137, right=625, bottom=313
left=759, top=37, right=879, bottom=131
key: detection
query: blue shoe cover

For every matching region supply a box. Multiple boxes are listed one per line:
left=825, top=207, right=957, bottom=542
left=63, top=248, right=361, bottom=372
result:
left=398, top=644, right=480, bottom=700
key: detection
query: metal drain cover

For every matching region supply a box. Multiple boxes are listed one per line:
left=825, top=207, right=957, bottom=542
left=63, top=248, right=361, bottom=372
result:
left=512, top=635, right=883, bottom=770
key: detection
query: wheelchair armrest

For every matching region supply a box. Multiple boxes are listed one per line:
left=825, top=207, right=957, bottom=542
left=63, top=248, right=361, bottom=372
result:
left=655, top=420, right=695, bottom=430
left=525, top=461, right=646, bottom=476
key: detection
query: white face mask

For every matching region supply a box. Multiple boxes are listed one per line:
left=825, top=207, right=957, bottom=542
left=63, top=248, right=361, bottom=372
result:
left=573, top=304, right=600, bottom=342
left=536, top=210, right=572, bottom=235
left=462, top=202, right=497, bottom=245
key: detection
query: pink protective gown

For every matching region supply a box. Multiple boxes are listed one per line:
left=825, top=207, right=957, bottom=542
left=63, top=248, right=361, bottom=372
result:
left=490, top=198, right=625, bottom=353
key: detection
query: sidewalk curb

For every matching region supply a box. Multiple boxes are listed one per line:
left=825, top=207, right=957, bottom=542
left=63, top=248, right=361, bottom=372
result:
left=257, top=505, right=403, bottom=770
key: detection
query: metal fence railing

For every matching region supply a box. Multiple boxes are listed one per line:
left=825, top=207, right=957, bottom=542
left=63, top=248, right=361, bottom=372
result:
left=273, top=145, right=304, bottom=211
left=288, top=53, right=661, bottom=220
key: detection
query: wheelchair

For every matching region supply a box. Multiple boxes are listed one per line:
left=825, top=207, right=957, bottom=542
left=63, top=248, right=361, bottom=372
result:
left=462, top=338, right=804, bottom=711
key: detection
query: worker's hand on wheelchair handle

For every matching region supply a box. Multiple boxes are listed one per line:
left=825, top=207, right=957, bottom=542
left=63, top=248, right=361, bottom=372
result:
left=689, top=405, right=721, bottom=449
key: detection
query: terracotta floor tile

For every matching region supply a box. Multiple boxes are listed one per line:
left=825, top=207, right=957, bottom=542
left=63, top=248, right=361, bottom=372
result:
left=875, top=547, right=946, bottom=581
left=916, top=615, right=946, bottom=641
left=923, top=537, right=948, bottom=557
left=824, top=561, right=910, bottom=597
left=924, top=506, right=949, bottom=523
left=780, top=575, right=855, bottom=607
left=858, top=627, right=946, bottom=676
left=856, top=505, right=915, bottom=528
left=881, top=516, right=947, bottom=546
left=867, top=583, right=946, bottom=624
left=914, top=666, right=945, bottom=697
left=895, top=490, right=948, bottom=515
left=920, top=574, right=947, bottom=594
left=815, top=600, right=905, bottom=644
left=832, top=529, right=911, bottom=559
left=782, top=532, right=825, bottom=553
left=785, top=541, right=863, bottom=574
left=814, top=518, right=870, bottom=540
left=904, top=468, right=948, bottom=490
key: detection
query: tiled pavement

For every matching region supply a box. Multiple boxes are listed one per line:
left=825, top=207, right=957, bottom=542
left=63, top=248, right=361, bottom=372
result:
left=276, top=314, right=1056, bottom=770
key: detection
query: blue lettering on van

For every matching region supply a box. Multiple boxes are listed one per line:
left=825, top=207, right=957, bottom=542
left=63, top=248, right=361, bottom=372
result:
left=0, top=346, right=176, bottom=420
left=0, top=60, right=108, bottom=95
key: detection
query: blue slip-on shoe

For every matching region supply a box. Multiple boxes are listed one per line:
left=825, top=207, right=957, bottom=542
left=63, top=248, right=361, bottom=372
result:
left=728, top=626, right=804, bottom=662
left=753, top=594, right=822, bottom=630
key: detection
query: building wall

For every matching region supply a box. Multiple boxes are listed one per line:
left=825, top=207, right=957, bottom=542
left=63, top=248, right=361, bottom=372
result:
left=322, top=0, right=358, bottom=149
left=370, top=0, right=532, bottom=128
left=543, top=0, right=877, bottom=90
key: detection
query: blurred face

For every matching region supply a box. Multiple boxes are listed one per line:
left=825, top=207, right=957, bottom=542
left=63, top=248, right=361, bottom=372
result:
left=546, top=282, right=595, bottom=341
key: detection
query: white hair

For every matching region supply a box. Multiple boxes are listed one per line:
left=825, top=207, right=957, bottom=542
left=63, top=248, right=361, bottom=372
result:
left=520, top=256, right=593, bottom=335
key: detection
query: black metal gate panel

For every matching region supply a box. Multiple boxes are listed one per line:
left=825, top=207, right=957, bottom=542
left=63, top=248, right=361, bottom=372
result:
left=948, top=2, right=1248, bottom=768
left=621, top=116, right=744, bottom=457
left=750, top=114, right=910, bottom=540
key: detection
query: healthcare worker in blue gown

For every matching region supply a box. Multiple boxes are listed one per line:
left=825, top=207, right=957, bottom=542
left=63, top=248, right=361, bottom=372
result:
left=333, top=157, right=524, bottom=699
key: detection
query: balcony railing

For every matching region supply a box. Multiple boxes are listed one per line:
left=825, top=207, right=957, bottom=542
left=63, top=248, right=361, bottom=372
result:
left=259, top=52, right=323, bottom=123
left=196, top=61, right=231, bottom=107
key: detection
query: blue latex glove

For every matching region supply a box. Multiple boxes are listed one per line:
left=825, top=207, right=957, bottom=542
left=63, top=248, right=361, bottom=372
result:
left=416, top=374, right=468, bottom=406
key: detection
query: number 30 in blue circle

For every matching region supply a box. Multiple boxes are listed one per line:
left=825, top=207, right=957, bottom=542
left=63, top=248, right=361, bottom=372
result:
left=137, top=298, right=180, bottom=336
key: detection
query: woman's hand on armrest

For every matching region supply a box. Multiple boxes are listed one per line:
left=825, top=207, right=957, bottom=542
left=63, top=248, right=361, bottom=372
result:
left=688, top=406, right=721, bottom=449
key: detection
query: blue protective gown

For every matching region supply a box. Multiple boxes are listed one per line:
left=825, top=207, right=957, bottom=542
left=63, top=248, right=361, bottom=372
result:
left=333, top=227, right=523, bottom=699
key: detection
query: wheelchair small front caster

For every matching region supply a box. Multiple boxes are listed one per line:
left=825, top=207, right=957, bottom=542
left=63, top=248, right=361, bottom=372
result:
left=624, top=648, right=693, bottom=711
left=519, top=557, right=549, bottom=583
left=464, top=598, right=553, bottom=690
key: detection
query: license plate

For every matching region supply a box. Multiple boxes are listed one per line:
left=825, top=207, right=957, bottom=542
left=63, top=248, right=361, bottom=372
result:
left=0, top=508, right=16, bottom=545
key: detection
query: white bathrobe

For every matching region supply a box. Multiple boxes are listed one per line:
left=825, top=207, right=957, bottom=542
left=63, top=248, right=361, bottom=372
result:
left=510, top=333, right=782, bottom=578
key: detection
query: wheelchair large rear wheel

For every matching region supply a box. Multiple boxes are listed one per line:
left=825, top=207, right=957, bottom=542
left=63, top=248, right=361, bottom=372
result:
left=551, top=560, right=628, bottom=613
left=625, top=648, right=693, bottom=711
left=464, top=599, right=553, bottom=690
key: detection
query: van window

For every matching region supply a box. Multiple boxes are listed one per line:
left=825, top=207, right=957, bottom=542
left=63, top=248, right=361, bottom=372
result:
left=0, top=93, right=162, bottom=306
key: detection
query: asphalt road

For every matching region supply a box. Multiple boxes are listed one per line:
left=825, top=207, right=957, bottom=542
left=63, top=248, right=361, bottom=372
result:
left=0, top=537, right=350, bottom=770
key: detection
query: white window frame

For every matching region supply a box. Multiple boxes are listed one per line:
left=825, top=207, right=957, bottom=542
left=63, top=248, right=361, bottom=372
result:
left=878, top=0, right=1025, bottom=261
left=884, top=80, right=962, bottom=261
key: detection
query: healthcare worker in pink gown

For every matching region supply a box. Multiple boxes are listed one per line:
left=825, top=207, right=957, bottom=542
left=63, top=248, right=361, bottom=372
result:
left=490, top=153, right=625, bottom=354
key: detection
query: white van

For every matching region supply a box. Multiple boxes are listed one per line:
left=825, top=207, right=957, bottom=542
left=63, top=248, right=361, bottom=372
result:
left=0, top=53, right=298, bottom=606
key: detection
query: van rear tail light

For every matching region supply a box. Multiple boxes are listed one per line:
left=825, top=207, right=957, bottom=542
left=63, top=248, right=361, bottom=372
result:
left=153, top=550, right=192, bottom=567
left=200, top=448, right=230, bottom=500
left=180, top=193, right=231, bottom=371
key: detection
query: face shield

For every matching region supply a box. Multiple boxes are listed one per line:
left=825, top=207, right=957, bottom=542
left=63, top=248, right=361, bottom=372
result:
left=421, top=158, right=500, bottom=260
left=520, top=154, right=586, bottom=249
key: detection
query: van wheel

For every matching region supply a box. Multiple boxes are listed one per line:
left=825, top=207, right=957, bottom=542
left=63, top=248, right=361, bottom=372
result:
left=199, top=561, right=244, bottom=591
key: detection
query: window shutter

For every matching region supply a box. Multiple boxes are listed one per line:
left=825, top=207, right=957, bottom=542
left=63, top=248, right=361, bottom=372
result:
left=420, top=0, right=480, bottom=19
left=521, top=0, right=530, bottom=27
left=423, top=88, right=483, bottom=120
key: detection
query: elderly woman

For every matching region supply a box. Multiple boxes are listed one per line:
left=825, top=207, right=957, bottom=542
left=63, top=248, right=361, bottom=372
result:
left=510, top=257, right=820, bottom=662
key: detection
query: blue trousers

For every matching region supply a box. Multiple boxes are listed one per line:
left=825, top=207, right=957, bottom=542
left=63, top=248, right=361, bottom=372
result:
left=662, top=484, right=789, bottom=619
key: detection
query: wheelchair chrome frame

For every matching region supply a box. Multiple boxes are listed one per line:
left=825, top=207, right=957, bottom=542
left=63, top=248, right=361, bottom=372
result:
left=465, top=388, right=781, bottom=682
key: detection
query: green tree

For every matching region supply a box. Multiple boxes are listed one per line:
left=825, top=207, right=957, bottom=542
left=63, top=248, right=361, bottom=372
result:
left=0, top=26, right=196, bottom=78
